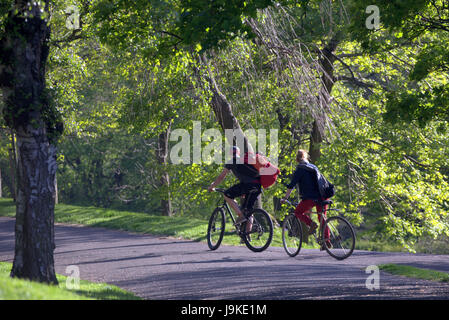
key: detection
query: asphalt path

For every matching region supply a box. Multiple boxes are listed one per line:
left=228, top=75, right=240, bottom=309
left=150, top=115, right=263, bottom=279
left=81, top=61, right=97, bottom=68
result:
left=0, top=217, right=448, bottom=300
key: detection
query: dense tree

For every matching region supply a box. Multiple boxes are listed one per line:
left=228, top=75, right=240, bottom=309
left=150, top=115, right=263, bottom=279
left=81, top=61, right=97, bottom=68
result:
left=348, top=0, right=449, bottom=125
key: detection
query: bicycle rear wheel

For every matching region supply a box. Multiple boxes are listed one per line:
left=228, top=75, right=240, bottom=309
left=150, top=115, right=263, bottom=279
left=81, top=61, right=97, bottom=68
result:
left=320, top=216, right=356, bottom=260
left=207, top=207, right=226, bottom=250
left=242, top=209, right=273, bottom=252
left=282, top=214, right=303, bottom=257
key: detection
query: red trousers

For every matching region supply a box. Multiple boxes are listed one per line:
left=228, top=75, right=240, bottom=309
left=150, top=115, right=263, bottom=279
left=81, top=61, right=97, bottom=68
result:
left=294, top=199, right=330, bottom=239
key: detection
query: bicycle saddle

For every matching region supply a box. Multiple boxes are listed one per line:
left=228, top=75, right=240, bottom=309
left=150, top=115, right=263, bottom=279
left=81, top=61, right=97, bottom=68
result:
left=316, top=199, right=333, bottom=206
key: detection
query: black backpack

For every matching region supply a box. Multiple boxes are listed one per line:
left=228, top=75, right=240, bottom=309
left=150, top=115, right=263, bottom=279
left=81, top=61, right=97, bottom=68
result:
left=298, top=163, right=335, bottom=199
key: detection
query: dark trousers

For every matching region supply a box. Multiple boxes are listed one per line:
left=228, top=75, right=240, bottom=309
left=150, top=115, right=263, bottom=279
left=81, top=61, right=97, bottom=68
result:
left=224, top=183, right=261, bottom=213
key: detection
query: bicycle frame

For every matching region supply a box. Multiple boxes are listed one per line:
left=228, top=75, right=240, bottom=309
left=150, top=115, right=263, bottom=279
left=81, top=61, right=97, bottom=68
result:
left=217, top=198, right=238, bottom=226
left=284, top=199, right=342, bottom=244
left=214, top=188, right=253, bottom=227
left=213, top=189, right=258, bottom=238
left=208, top=187, right=274, bottom=252
left=285, top=199, right=339, bottom=222
left=283, top=199, right=356, bottom=257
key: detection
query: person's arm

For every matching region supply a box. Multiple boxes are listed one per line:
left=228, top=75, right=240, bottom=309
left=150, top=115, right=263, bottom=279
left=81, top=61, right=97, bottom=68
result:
left=280, top=167, right=303, bottom=202
left=280, top=188, right=294, bottom=203
left=208, top=168, right=230, bottom=192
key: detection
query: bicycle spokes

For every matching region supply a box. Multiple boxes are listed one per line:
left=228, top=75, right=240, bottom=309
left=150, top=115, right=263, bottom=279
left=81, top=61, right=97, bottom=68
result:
left=241, top=209, right=273, bottom=252
left=282, top=214, right=302, bottom=257
left=322, top=216, right=355, bottom=260
left=207, top=208, right=226, bottom=250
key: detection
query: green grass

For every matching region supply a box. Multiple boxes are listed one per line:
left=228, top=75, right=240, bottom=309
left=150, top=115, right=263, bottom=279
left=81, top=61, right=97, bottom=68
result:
left=0, top=198, right=334, bottom=249
left=0, top=198, right=287, bottom=247
left=379, top=264, right=449, bottom=283
left=0, top=198, right=208, bottom=240
left=0, top=198, right=432, bottom=252
left=0, top=262, right=140, bottom=300
left=355, top=239, right=406, bottom=253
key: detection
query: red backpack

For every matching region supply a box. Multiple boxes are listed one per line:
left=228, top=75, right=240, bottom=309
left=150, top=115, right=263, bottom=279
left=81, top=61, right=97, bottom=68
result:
left=243, top=152, right=280, bottom=189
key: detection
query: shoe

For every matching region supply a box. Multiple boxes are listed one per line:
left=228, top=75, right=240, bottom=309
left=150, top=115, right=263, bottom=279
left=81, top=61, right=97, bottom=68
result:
left=308, top=222, right=318, bottom=235
left=240, top=234, right=251, bottom=244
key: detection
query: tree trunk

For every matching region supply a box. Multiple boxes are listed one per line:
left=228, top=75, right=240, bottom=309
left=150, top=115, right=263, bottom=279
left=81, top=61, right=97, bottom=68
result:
left=0, top=2, right=58, bottom=284
left=200, top=55, right=261, bottom=208
left=8, top=148, right=16, bottom=202
left=309, top=35, right=340, bottom=164
left=309, top=120, right=323, bottom=164
left=157, top=121, right=173, bottom=216
left=54, top=174, right=58, bottom=205
left=200, top=55, right=253, bottom=155
left=11, top=129, right=58, bottom=284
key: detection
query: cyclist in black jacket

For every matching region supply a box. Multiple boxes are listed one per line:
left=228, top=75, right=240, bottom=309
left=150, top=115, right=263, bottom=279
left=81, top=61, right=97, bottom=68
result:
left=281, top=149, right=331, bottom=248
left=207, top=146, right=261, bottom=225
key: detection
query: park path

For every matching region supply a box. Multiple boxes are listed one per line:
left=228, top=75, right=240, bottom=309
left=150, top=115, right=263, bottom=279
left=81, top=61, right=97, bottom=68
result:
left=0, top=217, right=448, bottom=299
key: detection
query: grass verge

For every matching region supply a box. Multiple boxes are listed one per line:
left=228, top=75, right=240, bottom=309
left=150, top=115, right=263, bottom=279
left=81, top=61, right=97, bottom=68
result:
left=0, top=198, right=208, bottom=240
left=379, top=264, right=449, bottom=283
left=0, top=262, right=140, bottom=300
left=0, top=198, right=414, bottom=251
left=0, top=198, right=288, bottom=247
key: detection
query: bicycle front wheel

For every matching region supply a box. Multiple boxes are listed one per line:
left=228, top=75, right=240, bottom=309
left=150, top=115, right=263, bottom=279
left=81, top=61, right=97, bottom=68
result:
left=242, top=209, right=273, bottom=252
left=282, top=214, right=303, bottom=257
left=207, top=207, right=226, bottom=250
left=321, top=216, right=356, bottom=260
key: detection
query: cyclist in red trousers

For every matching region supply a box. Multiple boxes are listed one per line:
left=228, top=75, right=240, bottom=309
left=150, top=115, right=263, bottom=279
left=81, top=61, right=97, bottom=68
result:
left=280, top=149, right=331, bottom=250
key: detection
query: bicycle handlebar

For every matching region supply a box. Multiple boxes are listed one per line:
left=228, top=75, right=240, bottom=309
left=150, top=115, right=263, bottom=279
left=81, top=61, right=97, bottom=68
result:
left=283, top=199, right=334, bottom=209
left=206, top=187, right=226, bottom=193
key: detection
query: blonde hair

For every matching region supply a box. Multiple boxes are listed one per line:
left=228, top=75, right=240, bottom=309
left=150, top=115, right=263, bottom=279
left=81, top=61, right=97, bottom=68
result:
left=296, top=149, right=309, bottom=163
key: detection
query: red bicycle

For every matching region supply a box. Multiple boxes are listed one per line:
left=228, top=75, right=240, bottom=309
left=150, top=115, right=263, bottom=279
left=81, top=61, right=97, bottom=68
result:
left=282, top=199, right=356, bottom=260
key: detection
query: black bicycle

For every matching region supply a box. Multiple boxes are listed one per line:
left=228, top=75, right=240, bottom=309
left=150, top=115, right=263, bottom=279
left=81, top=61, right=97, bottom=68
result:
left=282, top=199, right=356, bottom=260
left=207, top=188, right=273, bottom=252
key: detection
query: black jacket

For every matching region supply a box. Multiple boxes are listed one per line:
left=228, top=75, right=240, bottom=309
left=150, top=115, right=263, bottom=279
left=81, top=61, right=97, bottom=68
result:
left=286, top=162, right=321, bottom=200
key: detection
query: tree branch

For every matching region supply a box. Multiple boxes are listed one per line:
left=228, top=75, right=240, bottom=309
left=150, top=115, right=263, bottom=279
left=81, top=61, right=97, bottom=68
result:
left=367, top=139, right=431, bottom=168
left=336, top=75, right=376, bottom=89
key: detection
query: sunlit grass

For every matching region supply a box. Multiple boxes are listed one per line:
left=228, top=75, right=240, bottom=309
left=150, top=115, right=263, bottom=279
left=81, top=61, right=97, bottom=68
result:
left=379, top=264, right=449, bottom=283
left=0, top=262, right=140, bottom=300
left=0, top=198, right=410, bottom=252
left=0, top=198, right=207, bottom=241
left=0, top=198, right=336, bottom=250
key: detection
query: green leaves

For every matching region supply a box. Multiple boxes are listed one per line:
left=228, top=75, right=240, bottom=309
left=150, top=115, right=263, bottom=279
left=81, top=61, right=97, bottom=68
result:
left=410, top=42, right=449, bottom=81
left=384, top=84, right=449, bottom=126
left=177, top=0, right=274, bottom=51
left=347, top=0, right=449, bottom=126
left=19, top=0, right=447, bottom=251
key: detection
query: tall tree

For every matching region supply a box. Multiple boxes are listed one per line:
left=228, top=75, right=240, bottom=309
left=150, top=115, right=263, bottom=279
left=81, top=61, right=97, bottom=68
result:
left=0, top=0, right=61, bottom=283
left=156, top=120, right=173, bottom=216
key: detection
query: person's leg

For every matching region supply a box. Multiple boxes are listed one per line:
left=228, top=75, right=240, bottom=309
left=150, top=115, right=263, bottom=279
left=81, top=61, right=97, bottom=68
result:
left=316, top=202, right=331, bottom=247
left=224, top=196, right=242, bottom=216
left=224, top=184, right=244, bottom=219
left=294, top=200, right=316, bottom=226
left=243, top=184, right=261, bottom=233
left=244, top=184, right=261, bottom=213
